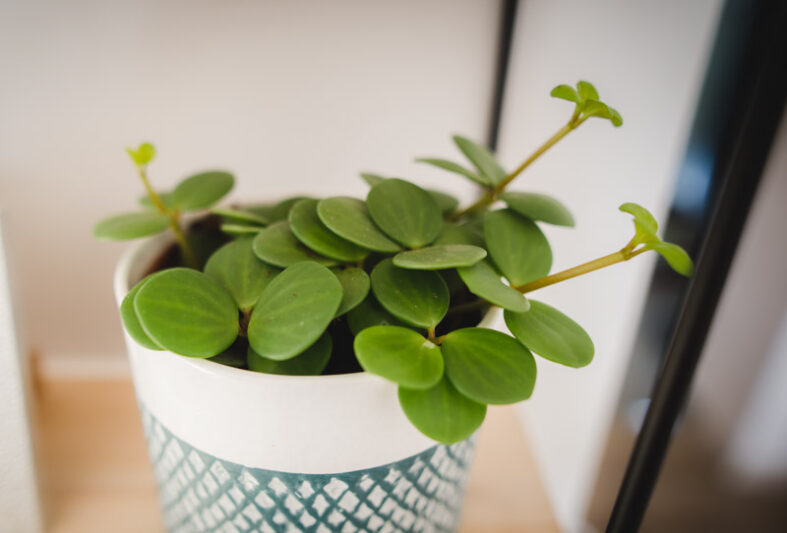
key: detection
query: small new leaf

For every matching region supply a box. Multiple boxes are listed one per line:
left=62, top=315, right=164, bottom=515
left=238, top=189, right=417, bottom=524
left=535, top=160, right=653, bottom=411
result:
left=576, top=80, right=599, bottom=102
left=126, top=142, right=155, bottom=166
left=650, top=242, right=694, bottom=277
left=550, top=84, right=579, bottom=103
left=415, top=158, right=489, bottom=187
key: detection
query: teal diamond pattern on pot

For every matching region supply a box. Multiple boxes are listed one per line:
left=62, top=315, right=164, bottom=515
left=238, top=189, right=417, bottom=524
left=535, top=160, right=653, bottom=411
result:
left=140, top=407, right=475, bottom=532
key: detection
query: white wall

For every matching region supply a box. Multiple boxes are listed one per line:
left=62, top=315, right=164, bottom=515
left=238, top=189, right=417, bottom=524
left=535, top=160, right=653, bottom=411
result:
left=0, top=0, right=500, bottom=373
left=496, top=1, right=722, bottom=531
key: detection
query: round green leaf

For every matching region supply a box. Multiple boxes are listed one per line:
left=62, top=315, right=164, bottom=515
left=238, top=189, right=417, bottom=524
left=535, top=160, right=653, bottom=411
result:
left=650, top=242, right=694, bottom=276
left=393, top=245, right=487, bottom=270
left=204, top=237, right=281, bottom=311
left=500, top=192, right=575, bottom=227
left=550, top=84, right=579, bottom=103
left=248, top=334, right=332, bottom=375
left=427, top=189, right=460, bottom=215
left=126, top=143, right=155, bottom=166
left=398, top=377, right=486, bottom=444
left=484, top=209, right=552, bottom=286
left=171, top=171, right=234, bottom=211
left=504, top=300, right=594, bottom=368
left=139, top=192, right=176, bottom=210
left=366, top=179, right=443, bottom=249
left=442, top=328, right=536, bottom=404
left=414, top=158, right=488, bottom=186
left=347, top=295, right=409, bottom=335
left=252, top=221, right=338, bottom=268
left=457, top=260, right=530, bottom=312
left=93, top=212, right=169, bottom=240
left=333, top=267, right=370, bottom=317
left=452, top=135, right=507, bottom=185
left=211, top=207, right=269, bottom=226
left=249, top=197, right=309, bottom=223
left=220, top=224, right=263, bottom=236
left=355, top=326, right=443, bottom=389
left=134, top=268, right=239, bottom=357
left=316, top=197, right=401, bottom=253
left=576, top=80, right=599, bottom=102
left=370, top=259, right=449, bottom=329
left=247, top=262, right=342, bottom=361
left=289, top=199, right=368, bottom=262
left=433, top=222, right=485, bottom=247
left=619, top=202, right=658, bottom=233
left=120, top=278, right=163, bottom=350
left=360, top=173, right=385, bottom=187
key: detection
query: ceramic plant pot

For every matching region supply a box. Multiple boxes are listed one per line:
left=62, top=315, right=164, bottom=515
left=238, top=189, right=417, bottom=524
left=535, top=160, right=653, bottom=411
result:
left=114, top=236, right=478, bottom=533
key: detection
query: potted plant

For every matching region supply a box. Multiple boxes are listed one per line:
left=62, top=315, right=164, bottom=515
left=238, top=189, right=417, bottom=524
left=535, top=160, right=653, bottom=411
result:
left=96, top=81, right=692, bottom=533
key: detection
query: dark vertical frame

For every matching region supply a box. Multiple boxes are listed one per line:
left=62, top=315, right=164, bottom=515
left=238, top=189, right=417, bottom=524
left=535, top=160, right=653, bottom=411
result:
left=605, top=1, right=787, bottom=531
left=487, top=0, right=518, bottom=151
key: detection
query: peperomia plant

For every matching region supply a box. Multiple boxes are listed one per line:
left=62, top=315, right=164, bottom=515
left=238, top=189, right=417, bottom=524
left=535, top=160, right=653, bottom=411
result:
left=95, top=81, right=693, bottom=444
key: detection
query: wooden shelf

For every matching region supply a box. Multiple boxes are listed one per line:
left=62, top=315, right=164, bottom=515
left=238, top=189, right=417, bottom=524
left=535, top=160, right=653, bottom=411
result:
left=36, top=378, right=557, bottom=532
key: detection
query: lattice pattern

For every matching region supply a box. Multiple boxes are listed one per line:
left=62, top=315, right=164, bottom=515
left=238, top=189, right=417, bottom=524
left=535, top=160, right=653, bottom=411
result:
left=140, top=407, right=474, bottom=532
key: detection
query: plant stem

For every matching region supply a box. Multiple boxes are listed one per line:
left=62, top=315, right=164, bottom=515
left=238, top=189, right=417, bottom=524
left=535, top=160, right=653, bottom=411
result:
left=514, top=246, right=648, bottom=294
left=427, top=326, right=437, bottom=342
left=449, top=116, right=586, bottom=220
left=136, top=165, right=198, bottom=268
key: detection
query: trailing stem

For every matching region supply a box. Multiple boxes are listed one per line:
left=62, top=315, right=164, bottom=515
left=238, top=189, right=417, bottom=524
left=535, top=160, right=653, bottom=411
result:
left=136, top=165, right=198, bottom=268
left=515, top=243, right=647, bottom=294
left=450, top=113, right=587, bottom=220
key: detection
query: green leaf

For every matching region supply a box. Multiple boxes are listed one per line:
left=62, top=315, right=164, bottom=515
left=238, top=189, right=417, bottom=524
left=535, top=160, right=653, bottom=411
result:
left=500, top=192, right=575, bottom=227
left=576, top=80, right=599, bottom=102
left=248, top=334, right=332, bottom=375
left=289, top=199, right=368, bottom=262
left=355, top=326, right=443, bottom=389
left=442, top=328, right=536, bottom=404
left=93, top=212, right=170, bottom=240
left=211, top=207, right=269, bottom=226
left=456, top=260, right=530, bottom=312
left=504, top=300, right=594, bottom=368
left=316, top=197, right=401, bottom=253
left=139, top=192, right=175, bottom=210
left=414, top=158, right=489, bottom=186
left=366, top=179, right=443, bottom=248
left=360, top=173, right=386, bottom=187
left=398, top=376, right=486, bottom=444
left=619, top=202, right=658, bottom=233
left=371, top=259, right=449, bottom=329
left=171, top=171, right=234, bottom=211
left=433, top=222, right=485, bottom=247
left=220, top=224, right=263, bottom=236
left=650, top=242, right=694, bottom=276
left=126, top=143, right=155, bottom=166
left=550, top=84, right=579, bottom=103
left=252, top=221, right=338, bottom=268
left=247, top=262, right=342, bottom=361
left=452, top=135, right=507, bottom=185
left=204, top=237, right=280, bottom=311
left=347, top=295, right=409, bottom=335
left=120, top=278, right=163, bottom=350
left=620, top=202, right=660, bottom=244
left=248, top=197, right=309, bottom=223
left=428, top=189, right=460, bottom=215
left=393, top=245, right=487, bottom=270
left=484, top=209, right=552, bottom=286
left=134, top=268, right=239, bottom=357
left=609, top=108, right=623, bottom=127
left=333, top=267, right=370, bottom=316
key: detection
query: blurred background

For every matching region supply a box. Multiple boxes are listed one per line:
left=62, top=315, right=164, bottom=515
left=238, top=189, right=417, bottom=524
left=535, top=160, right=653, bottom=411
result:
left=1, top=0, right=785, bottom=532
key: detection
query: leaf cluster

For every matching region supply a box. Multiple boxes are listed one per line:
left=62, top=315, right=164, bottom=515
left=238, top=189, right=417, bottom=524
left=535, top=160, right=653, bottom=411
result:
left=103, top=81, right=694, bottom=445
